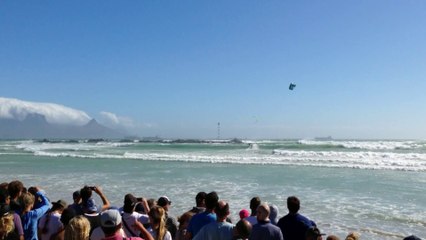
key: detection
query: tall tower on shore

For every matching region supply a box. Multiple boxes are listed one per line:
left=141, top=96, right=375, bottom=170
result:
left=217, top=122, right=221, bottom=139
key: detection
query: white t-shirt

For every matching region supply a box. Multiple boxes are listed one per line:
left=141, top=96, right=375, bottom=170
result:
left=38, top=212, right=63, bottom=240
left=121, top=212, right=150, bottom=237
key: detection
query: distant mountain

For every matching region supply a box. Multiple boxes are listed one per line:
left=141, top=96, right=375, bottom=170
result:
left=0, top=113, right=124, bottom=139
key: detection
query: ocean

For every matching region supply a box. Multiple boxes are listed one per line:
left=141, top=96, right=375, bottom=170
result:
left=0, top=139, right=425, bottom=239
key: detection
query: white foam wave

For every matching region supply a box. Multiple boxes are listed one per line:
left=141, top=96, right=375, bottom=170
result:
left=27, top=149, right=426, bottom=172
left=298, top=139, right=425, bottom=150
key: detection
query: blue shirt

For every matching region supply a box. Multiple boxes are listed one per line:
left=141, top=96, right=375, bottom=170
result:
left=249, top=220, right=283, bottom=240
left=277, top=213, right=316, bottom=240
left=21, top=192, right=50, bottom=240
left=193, top=221, right=234, bottom=240
left=187, top=211, right=216, bottom=237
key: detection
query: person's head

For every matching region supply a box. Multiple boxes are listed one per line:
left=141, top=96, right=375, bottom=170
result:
left=100, top=209, right=122, bottom=236
left=250, top=197, right=261, bottom=215
left=51, top=199, right=67, bottom=213
left=205, top=191, right=219, bottom=211
left=148, top=206, right=167, bottom=240
left=0, top=189, right=10, bottom=204
left=256, top=203, right=270, bottom=222
left=239, top=209, right=250, bottom=219
left=7, top=181, right=24, bottom=200
left=64, top=216, right=90, bottom=240
left=345, top=232, right=360, bottom=240
left=326, top=235, right=340, bottom=240
left=269, top=204, right=279, bottom=225
left=234, top=219, right=252, bottom=239
left=178, top=211, right=194, bottom=230
left=60, top=208, right=76, bottom=226
left=123, top=194, right=137, bottom=213
left=72, top=191, right=81, bottom=204
left=20, top=192, right=35, bottom=210
left=306, top=227, right=325, bottom=240
left=0, top=204, right=14, bottom=239
left=157, top=196, right=171, bottom=212
left=403, top=235, right=421, bottom=240
left=147, top=198, right=157, bottom=210
left=287, top=196, right=300, bottom=214
left=79, top=186, right=93, bottom=202
left=215, top=200, right=230, bottom=221
left=195, top=192, right=206, bottom=208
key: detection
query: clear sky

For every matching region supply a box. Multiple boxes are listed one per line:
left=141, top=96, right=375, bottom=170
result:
left=1, top=1, right=426, bottom=139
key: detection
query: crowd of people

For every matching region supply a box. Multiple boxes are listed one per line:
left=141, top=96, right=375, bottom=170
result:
left=0, top=180, right=422, bottom=240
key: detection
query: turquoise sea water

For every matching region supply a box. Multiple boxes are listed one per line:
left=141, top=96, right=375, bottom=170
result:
left=0, top=139, right=425, bottom=239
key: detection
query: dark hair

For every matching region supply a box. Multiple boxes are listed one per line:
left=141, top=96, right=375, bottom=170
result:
left=287, top=196, right=300, bottom=214
left=79, top=186, right=93, bottom=202
left=195, top=192, right=206, bottom=205
left=250, top=197, right=261, bottom=212
left=8, top=181, right=24, bottom=199
left=215, top=202, right=229, bottom=219
left=101, top=225, right=120, bottom=236
left=205, top=192, right=219, bottom=210
left=236, top=219, right=252, bottom=239
left=61, top=208, right=76, bottom=226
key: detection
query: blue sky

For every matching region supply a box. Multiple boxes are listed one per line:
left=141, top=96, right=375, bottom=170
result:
left=1, top=1, right=426, bottom=139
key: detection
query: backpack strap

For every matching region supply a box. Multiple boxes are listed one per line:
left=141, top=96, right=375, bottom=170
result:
left=121, top=214, right=138, bottom=237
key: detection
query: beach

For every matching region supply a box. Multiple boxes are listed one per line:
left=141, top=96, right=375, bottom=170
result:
left=0, top=139, right=425, bottom=239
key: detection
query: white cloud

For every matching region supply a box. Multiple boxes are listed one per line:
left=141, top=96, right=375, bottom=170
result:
left=99, top=111, right=136, bottom=128
left=0, top=97, right=91, bottom=126
left=99, top=111, right=154, bottom=134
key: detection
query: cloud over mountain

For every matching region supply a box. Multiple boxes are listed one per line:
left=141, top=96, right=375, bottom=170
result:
left=0, top=97, right=91, bottom=126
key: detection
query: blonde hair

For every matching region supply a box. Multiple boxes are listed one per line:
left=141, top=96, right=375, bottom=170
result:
left=149, top=206, right=167, bottom=240
left=20, top=192, right=35, bottom=209
left=0, top=214, right=15, bottom=239
left=345, top=232, right=360, bottom=240
left=64, top=216, right=90, bottom=240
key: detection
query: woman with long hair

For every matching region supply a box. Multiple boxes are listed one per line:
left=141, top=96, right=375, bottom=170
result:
left=148, top=206, right=171, bottom=240
left=0, top=204, right=19, bottom=240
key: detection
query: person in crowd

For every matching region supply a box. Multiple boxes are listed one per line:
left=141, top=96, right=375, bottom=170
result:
left=121, top=194, right=150, bottom=237
left=326, top=235, right=340, bottom=240
left=403, top=235, right=421, bottom=240
left=189, top=192, right=206, bottom=214
left=7, top=181, right=24, bottom=215
left=245, top=197, right=261, bottom=226
left=193, top=200, right=234, bottom=240
left=269, top=204, right=279, bottom=225
left=50, top=208, right=76, bottom=240
left=98, top=209, right=152, bottom=240
left=38, top=200, right=67, bottom=240
left=233, top=219, right=252, bottom=240
left=305, top=227, right=325, bottom=240
left=175, top=212, right=194, bottom=240
left=157, top=196, right=177, bottom=239
left=277, top=196, right=316, bottom=240
left=0, top=189, right=24, bottom=240
left=186, top=191, right=218, bottom=239
left=239, top=209, right=250, bottom=221
left=64, top=216, right=90, bottom=240
left=344, top=232, right=359, bottom=240
left=0, top=204, right=20, bottom=240
left=249, top=203, right=283, bottom=240
left=67, top=191, right=82, bottom=216
left=148, top=206, right=171, bottom=240
left=20, top=187, right=50, bottom=240
left=79, top=186, right=110, bottom=235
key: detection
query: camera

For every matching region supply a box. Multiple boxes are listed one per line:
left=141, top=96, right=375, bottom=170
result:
left=88, top=186, right=96, bottom=190
left=136, top=197, right=144, bottom=201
